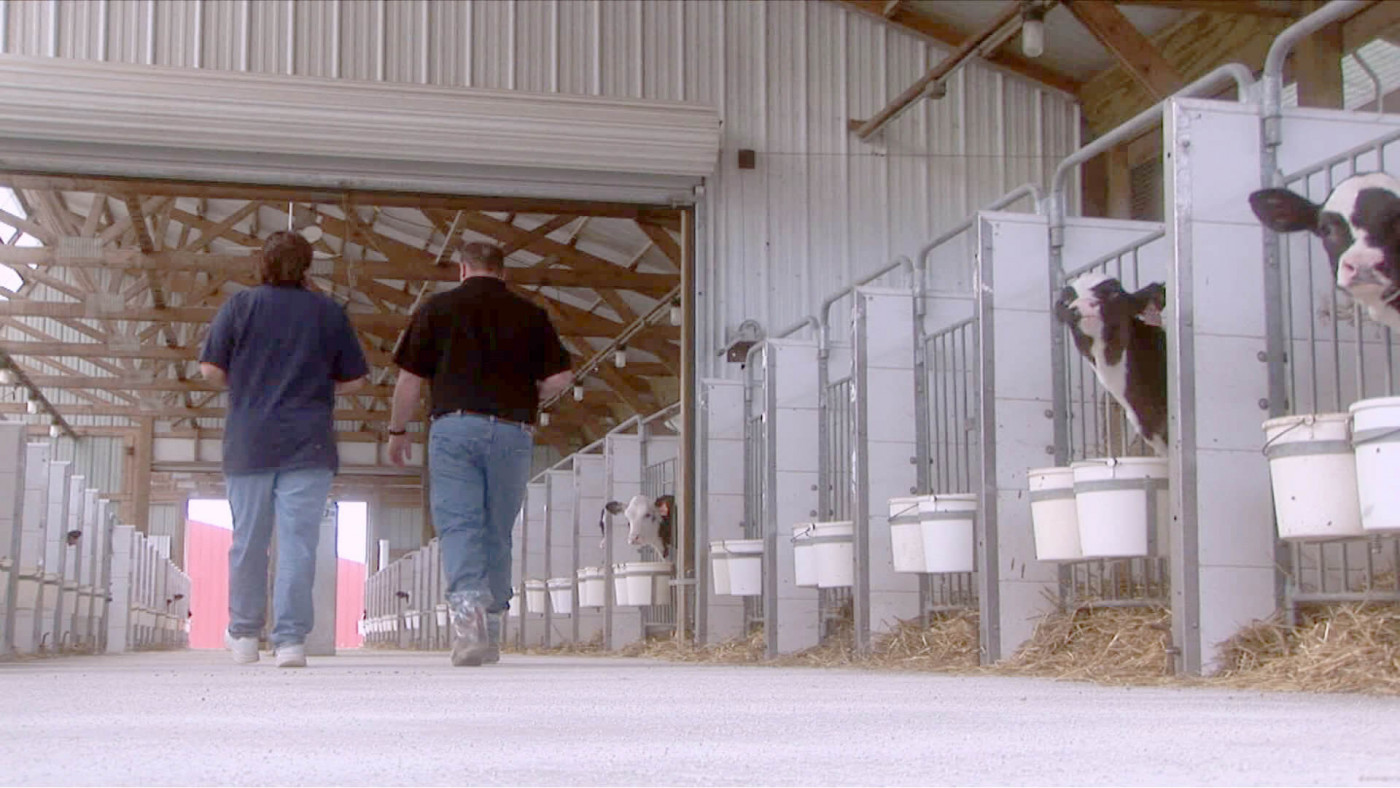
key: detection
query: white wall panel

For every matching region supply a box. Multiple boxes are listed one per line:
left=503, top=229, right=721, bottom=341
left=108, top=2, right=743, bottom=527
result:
left=1, top=0, right=1080, bottom=378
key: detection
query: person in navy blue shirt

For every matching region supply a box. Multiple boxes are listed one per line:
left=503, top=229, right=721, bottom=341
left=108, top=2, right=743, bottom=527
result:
left=199, top=230, right=369, bottom=668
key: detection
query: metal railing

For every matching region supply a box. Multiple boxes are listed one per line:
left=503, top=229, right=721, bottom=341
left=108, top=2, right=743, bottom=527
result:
left=922, top=317, right=980, bottom=614
left=1265, top=127, right=1400, bottom=614
left=1056, top=230, right=1171, bottom=608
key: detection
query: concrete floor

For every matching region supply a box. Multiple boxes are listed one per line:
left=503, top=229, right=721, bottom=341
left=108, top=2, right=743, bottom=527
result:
left=1, top=650, right=1398, bottom=787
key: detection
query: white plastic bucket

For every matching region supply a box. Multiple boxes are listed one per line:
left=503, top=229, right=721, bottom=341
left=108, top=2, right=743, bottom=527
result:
left=1264, top=413, right=1364, bottom=539
left=576, top=567, right=599, bottom=608
left=917, top=494, right=976, bottom=573
left=1349, top=397, right=1400, bottom=533
left=435, top=604, right=448, bottom=628
left=623, top=561, right=673, bottom=606
left=724, top=539, right=764, bottom=596
left=708, top=541, right=732, bottom=596
left=1071, top=457, right=1169, bottom=558
left=811, top=521, right=854, bottom=588
left=508, top=587, right=520, bottom=618
left=792, top=524, right=819, bottom=588
left=611, top=564, right=631, bottom=606
left=524, top=579, right=547, bottom=613
left=887, top=497, right=925, bottom=573
left=1028, top=466, right=1083, bottom=561
left=547, top=577, right=573, bottom=615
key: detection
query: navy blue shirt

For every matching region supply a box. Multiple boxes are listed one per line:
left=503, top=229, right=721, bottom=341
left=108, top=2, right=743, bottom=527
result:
left=200, top=285, right=369, bottom=475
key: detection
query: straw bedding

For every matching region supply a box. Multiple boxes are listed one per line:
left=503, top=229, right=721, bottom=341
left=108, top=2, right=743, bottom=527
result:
left=992, top=603, right=1178, bottom=685
left=489, top=602, right=1400, bottom=696
left=1214, top=603, right=1400, bottom=695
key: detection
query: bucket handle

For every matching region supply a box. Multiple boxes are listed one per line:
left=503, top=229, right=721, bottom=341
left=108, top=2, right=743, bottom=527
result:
left=1260, top=414, right=1316, bottom=456
left=789, top=522, right=816, bottom=544
left=1352, top=424, right=1400, bottom=448
left=891, top=501, right=920, bottom=519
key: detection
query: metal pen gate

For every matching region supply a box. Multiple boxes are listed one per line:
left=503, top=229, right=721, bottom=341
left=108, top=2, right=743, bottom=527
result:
left=922, top=317, right=979, bottom=612
left=1269, top=128, right=1400, bottom=615
left=640, top=457, right=678, bottom=637
left=819, top=375, right=854, bottom=638
left=1057, top=231, right=1171, bottom=606
left=742, top=403, right=766, bottom=635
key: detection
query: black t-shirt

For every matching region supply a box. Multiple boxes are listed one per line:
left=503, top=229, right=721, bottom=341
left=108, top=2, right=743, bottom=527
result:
left=393, top=277, right=572, bottom=424
left=200, top=285, right=370, bottom=475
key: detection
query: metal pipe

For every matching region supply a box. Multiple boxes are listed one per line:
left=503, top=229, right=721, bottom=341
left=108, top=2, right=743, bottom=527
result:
left=1048, top=62, right=1255, bottom=247
left=540, top=284, right=684, bottom=413
left=852, top=1, right=1023, bottom=141
left=1262, top=0, right=1369, bottom=146
left=818, top=255, right=913, bottom=357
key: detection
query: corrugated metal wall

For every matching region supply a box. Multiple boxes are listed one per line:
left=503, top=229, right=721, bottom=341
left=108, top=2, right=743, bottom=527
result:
left=0, top=0, right=1080, bottom=378
left=147, top=501, right=182, bottom=542
left=48, top=433, right=125, bottom=493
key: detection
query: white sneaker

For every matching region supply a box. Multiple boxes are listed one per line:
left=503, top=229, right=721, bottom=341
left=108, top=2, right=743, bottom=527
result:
left=274, top=643, right=307, bottom=668
left=225, top=630, right=259, bottom=664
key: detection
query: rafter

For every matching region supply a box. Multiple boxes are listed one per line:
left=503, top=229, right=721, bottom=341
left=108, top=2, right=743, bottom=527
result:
left=835, top=0, right=1082, bottom=95
left=1065, top=0, right=1184, bottom=100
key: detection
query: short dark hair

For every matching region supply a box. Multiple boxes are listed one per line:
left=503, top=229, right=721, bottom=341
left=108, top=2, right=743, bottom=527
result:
left=260, top=231, right=313, bottom=287
left=462, top=241, right=505, bottom=274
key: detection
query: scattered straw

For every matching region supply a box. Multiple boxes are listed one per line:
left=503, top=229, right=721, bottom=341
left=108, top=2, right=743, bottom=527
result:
left=868, top=610, right=981, bottom=672
left=1214, top=603, right=1400, bottom=695
left=994, top=604, right=1177, bottom=685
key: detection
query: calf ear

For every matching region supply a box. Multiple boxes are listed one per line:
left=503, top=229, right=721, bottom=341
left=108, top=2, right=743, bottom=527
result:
left=604, top=500, right=625, bottom=515
left=1249, top=189, right=1321, bottom=234
left=1131, top=283, right=1166, bottom=328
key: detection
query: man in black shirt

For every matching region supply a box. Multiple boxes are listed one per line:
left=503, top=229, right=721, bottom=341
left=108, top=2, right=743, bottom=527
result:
left=388, top=241, right=573, bottom=666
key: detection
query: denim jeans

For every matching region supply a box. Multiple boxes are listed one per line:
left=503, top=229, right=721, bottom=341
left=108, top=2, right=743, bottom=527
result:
left=429, top=413, right=534, bottom=615
left=225, top=467, right=334, bottom=647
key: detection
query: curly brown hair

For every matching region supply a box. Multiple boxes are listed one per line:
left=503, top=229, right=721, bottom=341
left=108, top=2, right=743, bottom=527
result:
left=259, top=231, right=313, bottom=287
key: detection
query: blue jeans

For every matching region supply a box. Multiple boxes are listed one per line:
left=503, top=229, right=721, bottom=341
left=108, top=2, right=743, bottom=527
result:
left=429, top=414, right=534, bottom=615
left=225, top=467, right=334, bottom=647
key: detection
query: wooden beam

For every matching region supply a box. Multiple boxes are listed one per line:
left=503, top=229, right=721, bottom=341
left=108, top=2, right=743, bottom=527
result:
left=22, top=374, right=395, bottom=396
left=0, top=401, right=423, bottom=422
left=850, top=0, right=1027, bottom=139
left=0, top=339, right=398, bottom=367
left=132, top=417, right=154, bottom=532
left=1295, top=0, right=1346, bottom=110
left=0, top=173, right=685, bottom=221
left=1065, top=0, right=1185, bottom=100
left=1078, top=11, right=1291, bottom=136
left=834, top=0, right=1083, bottom=95
left=1111, top=0, right=1298, bottom=18
left=635, top=220, right=681, bottom=270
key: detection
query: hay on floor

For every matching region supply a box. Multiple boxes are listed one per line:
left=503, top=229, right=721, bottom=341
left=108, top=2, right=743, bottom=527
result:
left=995, top=604, right=1176, bottom=685
left=867, top=610, right=981, bottom=672
left=1214, top=603, right=1400, bottom=695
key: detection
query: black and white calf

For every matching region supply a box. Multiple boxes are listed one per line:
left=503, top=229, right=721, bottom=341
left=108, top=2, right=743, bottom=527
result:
left=1054, top=272, right=1169, bottom=457
left=598, top=494, right=674, bottom=559
left=1250, top=173, right=1400, bottom=331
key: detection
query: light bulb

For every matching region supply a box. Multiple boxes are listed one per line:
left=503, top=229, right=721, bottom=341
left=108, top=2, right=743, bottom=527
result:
left=573, top=385, right=584, bottom=402
left=540, top=412, right=551, bottom=427
left=614, top=348, right=627, bottom=368
left=48, top=425, right=61, bottom=438
left=26, top=399, right=39, bottom=415
left=0, top=369, right=16, bottom=385
left=669, top=304, right=682, bottom=326
left=301, top=224, right=324, bottom=244
left=1021, top=16, right=1044, bottom=59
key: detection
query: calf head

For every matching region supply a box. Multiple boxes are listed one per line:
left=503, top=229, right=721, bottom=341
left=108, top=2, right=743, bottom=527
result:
left=622, top=494, right=671, bottom=559
left=1055, top=272, right=1169, bottom=456
left=1250, top=173, right=1400, bottom=326
left=1055, top=272, right=1166, bottom=361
